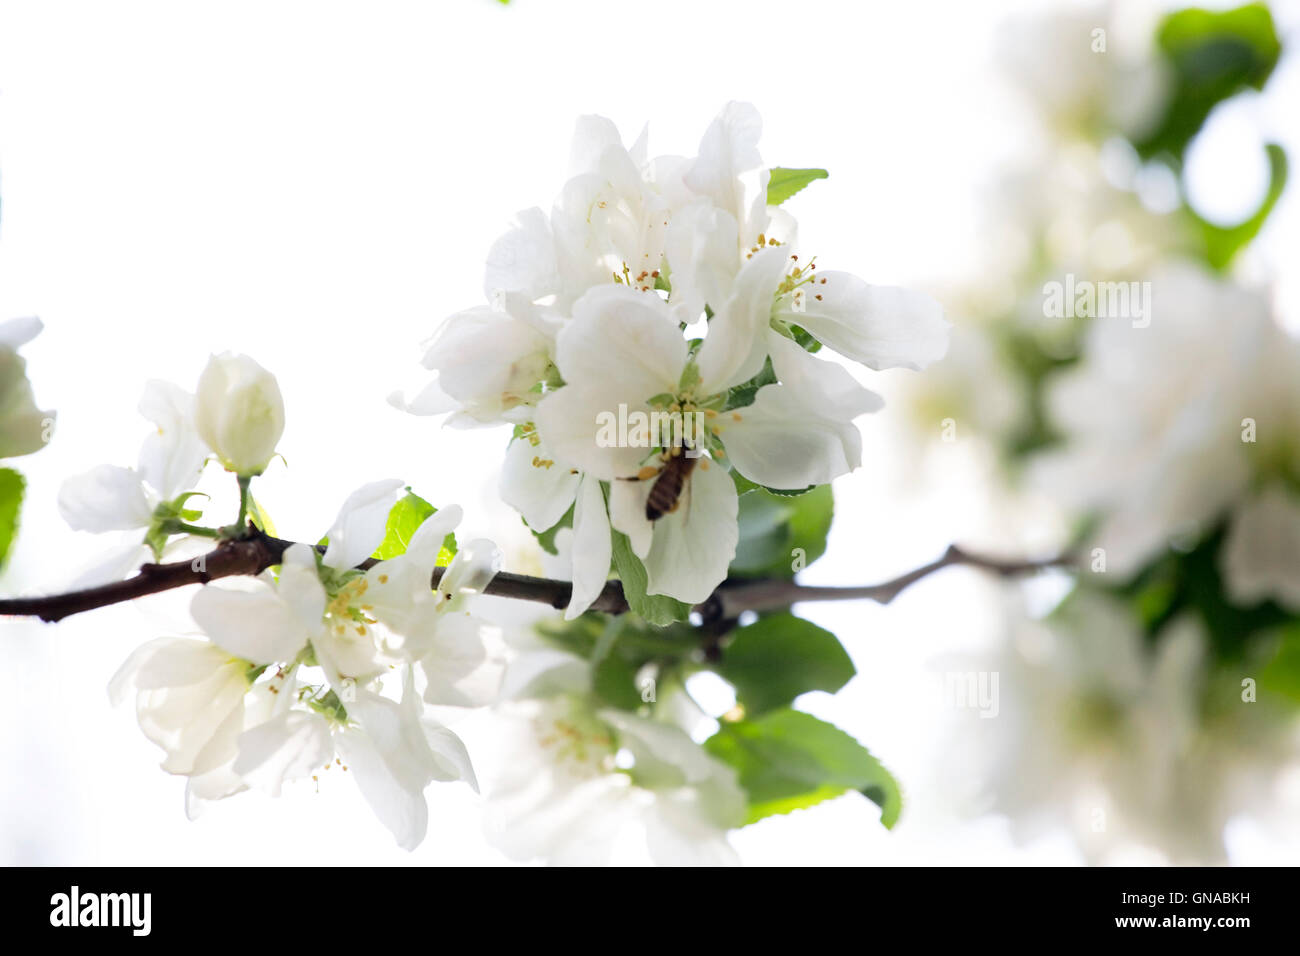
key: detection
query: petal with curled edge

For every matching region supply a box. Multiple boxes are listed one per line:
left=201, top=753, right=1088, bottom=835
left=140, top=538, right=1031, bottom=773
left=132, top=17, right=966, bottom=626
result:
left=322, top=479, right=405, bottom=570
left=773, top=271, right=950, bottom=371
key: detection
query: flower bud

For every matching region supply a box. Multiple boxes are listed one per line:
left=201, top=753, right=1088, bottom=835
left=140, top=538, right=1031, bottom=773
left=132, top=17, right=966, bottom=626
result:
left=194, top=352, right=285, bottom=476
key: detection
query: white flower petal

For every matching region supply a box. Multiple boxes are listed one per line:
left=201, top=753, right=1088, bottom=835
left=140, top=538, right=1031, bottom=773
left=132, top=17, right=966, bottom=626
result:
left=233, top=710, right=333, bottom=796
left=190, top=577, right=316, bottom=666
left=566, top=474, right=612, bottom=619
left=685, top=101, right=763, bottom=222
left=422, top=718, right=479, bottom=791
left=0, top=316, right=42, bottom=349
left=335, top=728, right=429, bottom=851
left=58, top=464, right=154, bottom=533
left=774, top=271, right=950, bottom=371
left=137, top=379, right=207, bottom=499
left=642, top=461, right=738, bottom=604
left=1221, top=484, right=1300, bottom=612
left=554, top=285, right=686, bottom=401
left=664, top=202, right=741, bottom=321
left=322, top=478, right=405, bottom=570
left=499, top=434, right=580, bottom=532
left=534, top=383, right=651, bottom=482
left=608, top=477, right=654, bottom=559
left=484, top=207, right=562, bottom=303
left=696, top=245, right=787, bottom=394
left=419, top=612, right=502, bottom=707
left=720, top=334, right=880, bottom=489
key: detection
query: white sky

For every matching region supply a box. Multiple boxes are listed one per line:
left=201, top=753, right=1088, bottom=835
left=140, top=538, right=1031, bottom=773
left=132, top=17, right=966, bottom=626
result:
left=1, top=0, right=1298, bottom=865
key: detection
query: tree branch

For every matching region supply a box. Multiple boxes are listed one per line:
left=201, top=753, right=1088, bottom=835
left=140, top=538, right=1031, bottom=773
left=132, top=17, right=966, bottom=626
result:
left=0, top=530, right=1070, bottom=626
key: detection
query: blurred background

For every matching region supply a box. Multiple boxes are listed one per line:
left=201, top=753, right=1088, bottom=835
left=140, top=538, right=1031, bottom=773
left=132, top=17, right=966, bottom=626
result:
left=2, top=0, right=1299, bottom=864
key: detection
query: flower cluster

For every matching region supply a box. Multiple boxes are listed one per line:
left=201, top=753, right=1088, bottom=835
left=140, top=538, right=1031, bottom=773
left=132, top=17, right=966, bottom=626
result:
left=482, top=614, right=747, bottom=865
left=398, top=103, right=949, bottom=612
left=62, top=354, right=503, bottom=849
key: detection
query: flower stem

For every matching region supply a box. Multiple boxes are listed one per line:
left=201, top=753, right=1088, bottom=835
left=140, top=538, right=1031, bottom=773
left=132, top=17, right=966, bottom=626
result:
left=236, top=475, right=253, bottom=533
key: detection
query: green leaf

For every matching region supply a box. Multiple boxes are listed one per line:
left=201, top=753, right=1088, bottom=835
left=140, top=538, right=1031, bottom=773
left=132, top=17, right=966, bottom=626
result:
left=1134, top=3, right=1281, bottom=163
left=1259, top=624, right=1300, bottom=704
left=248, top=495, right=277, bottom=536
left=0, top=468, right=25, bottom=570
left=723, top=357, right=777, bottom=411
left=731, top=482, right=833, bottom=578
left=528, top=502, right=574, bottom=557
left=705, top=708, right=902, bottom=827
left=1108, top=520, right=1290, bottom=660
left=611, top=528, right=692, bottom=626
left=593, top=652, right=645, bottom=710
left=766, top=167, right=829, bottom=206
left=716, top=613, right=855, bottom=715
left=372, top=490, right=457, bottom=564
left=1191, top=142, right=1287, bottom=270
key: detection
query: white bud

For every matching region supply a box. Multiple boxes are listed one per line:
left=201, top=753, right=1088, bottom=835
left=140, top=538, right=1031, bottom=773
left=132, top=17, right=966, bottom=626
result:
left=194, top=352, right=285, bottom=476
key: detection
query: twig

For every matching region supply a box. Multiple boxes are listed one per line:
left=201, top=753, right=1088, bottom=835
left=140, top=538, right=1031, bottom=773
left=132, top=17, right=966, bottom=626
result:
left=0, top=532, right=1068, bottom=626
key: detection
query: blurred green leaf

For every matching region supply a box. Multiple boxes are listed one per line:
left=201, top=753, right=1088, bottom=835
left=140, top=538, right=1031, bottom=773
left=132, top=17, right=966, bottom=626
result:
left=0, top=467, right=25, bottom=570
left=1191, top=142, right=1287, bottom=270
left=705, top=708, right=902, bottom=827
left=1259, top=625, right=1300, bottom=703
left=731, top=481, right=833, bottom=578
left=716, top=613, right=855, bottom=715
left=1111, top=521, right=1291, bottom=660
left=1135, top=3, right=1281, bottom=163
left=766, top=167, right=829, bottom=206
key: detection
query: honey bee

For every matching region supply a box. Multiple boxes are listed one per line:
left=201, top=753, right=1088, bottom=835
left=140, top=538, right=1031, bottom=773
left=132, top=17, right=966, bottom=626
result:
left=630, top=444, right=699, bottom=521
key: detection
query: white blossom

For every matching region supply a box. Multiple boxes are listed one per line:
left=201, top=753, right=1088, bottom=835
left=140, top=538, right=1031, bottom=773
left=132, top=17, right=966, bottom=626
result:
left=194, top=352, right=285, bottom=476
left=0, top=316, right=53, bottom=459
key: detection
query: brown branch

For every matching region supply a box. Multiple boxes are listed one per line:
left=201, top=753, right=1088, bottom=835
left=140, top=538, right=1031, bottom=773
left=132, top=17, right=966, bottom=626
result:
left=702, top=544, right=1076, bottom=622
left=0, top=531, right=1067, bottom=626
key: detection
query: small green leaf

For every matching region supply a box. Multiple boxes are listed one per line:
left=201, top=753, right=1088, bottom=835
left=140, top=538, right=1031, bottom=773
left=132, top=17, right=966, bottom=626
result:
left=0, top=468, right=25, bottom=570
left=716, top=613, right=855, bottom=715
left=611, top=527, right=692, bottom=626
left=766, top=167, right=829, bottom=206
left=723, top=357, right=777, bottom=411
left=372, top=490, right=457, bottom=564
left=249, top=495, right=277, bottom=536
left=705, top=708, right=902, bottom=827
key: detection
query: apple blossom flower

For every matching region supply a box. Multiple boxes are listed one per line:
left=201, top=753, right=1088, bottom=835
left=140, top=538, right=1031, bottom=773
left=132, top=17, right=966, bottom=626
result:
left=194, top=352, right=285, bottom=476
left=1035, top=263, right=1300, bottom=592
left=109, top=637, right=254, bottom=777
left=485, top=687, right=745, bottom=866
left=532, top=279, right=882, bottom=603
left=114, top=479, right=499, bottom=849
left=0, top=316, right=54, bottom=459
left=59, top=380, right=208, bottom=536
